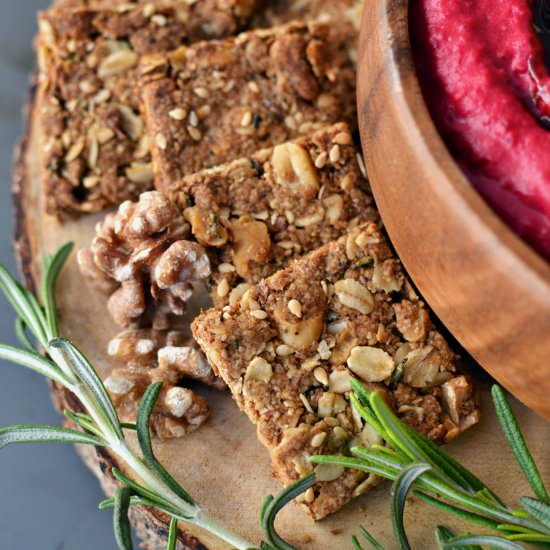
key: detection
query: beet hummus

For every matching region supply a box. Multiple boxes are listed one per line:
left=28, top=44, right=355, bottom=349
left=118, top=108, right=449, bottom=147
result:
left=410, top=0, right=550, bottom=261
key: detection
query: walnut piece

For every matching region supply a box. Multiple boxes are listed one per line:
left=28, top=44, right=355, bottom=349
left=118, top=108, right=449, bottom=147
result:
left=78, top=191, right=210, bottom=329
left=105, top=328, right=225, bottom=439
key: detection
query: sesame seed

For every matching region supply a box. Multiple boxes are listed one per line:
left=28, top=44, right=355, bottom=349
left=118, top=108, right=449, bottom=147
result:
left=313, top=367, right=329, bottom=387
left=156, top=132, right=167, bottom=150
left=329, top=144, right=341, bottom=163
left=311, top=432, right=327, bottom=448
left=218, top=263, right=236, bottom=273
left=187, top=126, right=202, bottom=141
left=333, top=131, right=352, bottom=145
left=356, top=153, right=367, bottom=177
left=299, top=393, right=314, bottom=413
left=194, top=87, right=209, bottom=98
left=188, top=110, right=198, bottom=127
left=168, top=108, right=186, bottom=120
left=143, top=4, right=155, bottom=17
left=248, top=81, right=260, bottom=93
left=240, top=111, right=252, bottom=127
left=251, top=309, right=268, bottom=320
left=197, top=104, right=211, bottom=117
left=217, top=278, right=230, bottom=298
left=152, top=14, right=167, bottom=26
left=314, top=151, right=328, bottom=168
left=276, top=344, right=293, bottom=356
left=288, top=299, right=302, bottom=318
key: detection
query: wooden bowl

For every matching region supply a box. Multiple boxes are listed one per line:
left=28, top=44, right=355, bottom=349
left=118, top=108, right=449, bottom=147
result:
left=357, top=0, right=550, bottom=419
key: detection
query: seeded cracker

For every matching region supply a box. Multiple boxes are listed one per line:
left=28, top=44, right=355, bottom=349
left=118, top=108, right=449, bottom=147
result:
left=51, top=0, right=258, bottom=40
left=164, top=123, right=378, bottom=305
left=192, top=223, right=480, bottom=519
left=37, top=2, right=257, bottom=218
left=138, top=21, right=356, bottom=195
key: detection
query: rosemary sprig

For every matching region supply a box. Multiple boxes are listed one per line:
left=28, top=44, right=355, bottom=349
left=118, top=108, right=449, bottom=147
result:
left=312, top=378, right=550, bottom=549
left=3, top=243, right=550, bottom=550
left=0, top=243, right=299, bottom=550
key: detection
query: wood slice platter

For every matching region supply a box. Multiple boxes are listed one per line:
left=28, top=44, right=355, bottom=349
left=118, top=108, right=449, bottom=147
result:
left=12, top=45, right=550, bottom=550
left=357, top=0, right=550, bottom=420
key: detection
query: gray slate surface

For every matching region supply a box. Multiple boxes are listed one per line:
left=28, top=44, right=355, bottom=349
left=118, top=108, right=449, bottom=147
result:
left=0, top=2, right=118, bottom=548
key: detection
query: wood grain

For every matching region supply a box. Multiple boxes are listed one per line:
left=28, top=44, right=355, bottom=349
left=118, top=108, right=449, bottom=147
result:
left=357, top=0, right=550, bottom=420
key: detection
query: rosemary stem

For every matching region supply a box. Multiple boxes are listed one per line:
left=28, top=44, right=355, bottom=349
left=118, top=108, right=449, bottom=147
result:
left=65, top=365, right=254, bottom=548
left=193, top=509, right=254, bottom=549
left=109, top=438, right=197, bottom=516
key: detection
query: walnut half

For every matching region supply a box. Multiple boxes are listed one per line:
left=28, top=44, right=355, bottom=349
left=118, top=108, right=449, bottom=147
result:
left=104, top=328, right=225, bottom=439
left=78, top=191, right=211, bottom=329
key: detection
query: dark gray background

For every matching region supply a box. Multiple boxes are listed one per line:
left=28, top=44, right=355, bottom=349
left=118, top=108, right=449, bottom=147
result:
left=0, top=2, right=117, bottom=548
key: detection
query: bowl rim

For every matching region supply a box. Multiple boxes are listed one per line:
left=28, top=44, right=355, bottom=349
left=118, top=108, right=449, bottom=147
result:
left=359, top=0, right=550, bottom=289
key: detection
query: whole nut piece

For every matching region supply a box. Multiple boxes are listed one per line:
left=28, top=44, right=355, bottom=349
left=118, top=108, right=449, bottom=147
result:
left=104, top=328, right=224, bottom=439
left=347, top=346, right=395, bottom=382
left=78, top=191, right=210, bottom=329
left=230, top=216, right=272, bottom=278
left=246, top=357, right=273, bottom=383
left=334, top=278, right=374, bottom=315
left=271, top=142, right=320, bottom=199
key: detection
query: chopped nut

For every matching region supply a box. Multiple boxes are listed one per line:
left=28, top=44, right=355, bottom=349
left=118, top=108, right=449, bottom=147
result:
left=276, top=344, right=294, bottom=357
left=98, top=48, right=138, bottom=78
left=394, top=302, right=430, bottom=343
left=230, top=216, right=271, bottom=278
left=442, top=376, right=475, bottom=425
left=347, top=346, right=395, bottom=382
left=184, top=206, right=228, bottom=247
left=295, top=206, right=325, bottom=227
left=318, top=392, right=335, bottom=417
left=125, top=162, right=154, bottom=185
left=277, top=314, right=324, bottom=349
left=335, top=278, right=374, bottom=314
left=313, top=367, right=329, bottom=386
left=329, top=369, right=352, bottom=393
left=372, top=260, right=403, bottom=293
left=104, top=375, right=134, bottom=395
left=218, top=263, right=236, bottom=273
left=164, top=387, right=196, bottom=418
left=358, top=423, right=383, bottom=448
left=117, top=104, right=143, bottom=140
left=352, top=475, right=379, bottom=497
left=217, top=278, right=230, bottom=298
left=158, top=344, right=224, bottom=389
left=272, top=143, right=320, bottom=199
left=323, top=194, right=344, bottom=223
left=246, top=357, right=273, bottom=383
left=315, top=463, right=344, bottom=482
left=402, top=346, right=451, bottom=388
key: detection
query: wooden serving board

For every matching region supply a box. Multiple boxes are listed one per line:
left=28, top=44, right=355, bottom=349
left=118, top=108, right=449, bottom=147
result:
left=13, top=84, right=550, bottom=550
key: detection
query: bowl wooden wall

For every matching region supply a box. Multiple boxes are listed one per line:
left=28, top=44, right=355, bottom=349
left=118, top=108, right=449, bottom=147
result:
left=357, top=0, right=550, bottom=419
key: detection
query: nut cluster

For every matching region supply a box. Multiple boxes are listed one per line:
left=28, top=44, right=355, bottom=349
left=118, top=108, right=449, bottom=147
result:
left=104, top=328, right=224, bottom=439
left=78, top=191, right=211, bottom=329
